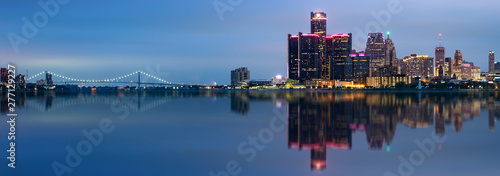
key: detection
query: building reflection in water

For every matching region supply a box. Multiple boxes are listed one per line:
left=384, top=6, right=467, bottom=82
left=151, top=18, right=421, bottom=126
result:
left=1, top=90, right=500, bottom=171
left=285, top=91, right=500, bottom=171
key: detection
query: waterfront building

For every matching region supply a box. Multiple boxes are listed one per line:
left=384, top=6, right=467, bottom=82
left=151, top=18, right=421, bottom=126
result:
left=453, top=50, right=463, bottom=79
left=489, top=51, right=495, bottom=73
left=231, top=67, right=250, bottom=87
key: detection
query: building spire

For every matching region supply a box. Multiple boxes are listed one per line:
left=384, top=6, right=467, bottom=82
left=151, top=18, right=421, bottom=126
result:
left=439, top=33, right=442, bottom=47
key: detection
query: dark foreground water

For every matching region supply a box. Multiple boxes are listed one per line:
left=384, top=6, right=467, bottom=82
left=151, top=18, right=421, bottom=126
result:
left=1, top=90, right=499, bottom=176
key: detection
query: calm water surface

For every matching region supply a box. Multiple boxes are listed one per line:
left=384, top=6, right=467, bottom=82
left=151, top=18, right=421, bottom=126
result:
left=1, top=90, right=499, bottom=176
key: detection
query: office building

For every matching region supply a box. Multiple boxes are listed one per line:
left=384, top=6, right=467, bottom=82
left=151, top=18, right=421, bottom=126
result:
left=453, top=50, right=463, bottom=79
left=366, top=33, right=386, bottom=75
left=472, top=66, right=481, bottom=81
left=402, top=54, right=434, bottom=77
left=462, top=62, right=472, bottom=80
left=366, top=75, right=413, bottom=88
left=288, top=11, right=352, bottom=82
left=1, top=68, right=7, bottom=83
left=330, top=34, right=352, bottom=80
left=435, top=47, right=445, bottom=77
left=444, top=57, right=453, bottom=77
left=46, top=72, right=53, bottom=86
left=231, top=67, right=250, bottom=86
left=489, top=51, right=495, bottom=73
left=350, top=52, right=370, bottom=84
left=385, top=32, right=397, bottom=66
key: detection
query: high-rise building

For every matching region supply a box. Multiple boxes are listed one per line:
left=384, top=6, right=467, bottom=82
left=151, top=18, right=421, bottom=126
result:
left=385, top=32, right=397, bottom=66
left=301, top=33, right=321, bottom=81
left=435, top=47, right=445, bottom=77
left=350, top=52, right=370, bottom=84
left=423, top=57, right=434, bottom=78
left=366, top=33, right=386, bottom=75
left=453, top=50, right=463, bottom=79
left=490, top=51, right=495, bottom=73
left=495, top=62, right=500, bottom=74
left=0, top=68, right=7, bottom=83
left=462, top=62, right=472, bottom=80
left=472, top=66, right=481, bottom=80
left=311, top=12, right=327, bottom=37
left=330, top=34, right=352, bottom=80
left=46, top=72, right=53, bottom=86
left=288, top=11, right=352, bottom=82
left=288, top=33, right=321, bottom=82
left=311, top=12, right=328, bottom=80
left=444, top=57, right=453, bottom=77
left=402, top=54, right=433, bottom=77
left=288, top=34, right=300, bottom=80
left=231, top=67, right=250, bottom=86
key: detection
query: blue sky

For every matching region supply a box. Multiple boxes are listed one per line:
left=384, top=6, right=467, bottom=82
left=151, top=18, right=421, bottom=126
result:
left=1, top=0, right=500, bottom=84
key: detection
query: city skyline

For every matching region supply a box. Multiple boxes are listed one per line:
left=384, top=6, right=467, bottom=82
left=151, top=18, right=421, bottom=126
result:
left=1, top=0, right=500, bottom=85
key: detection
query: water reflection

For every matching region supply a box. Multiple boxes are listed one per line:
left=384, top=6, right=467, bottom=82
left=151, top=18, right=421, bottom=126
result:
left=1, top=90, right=499, bottom=173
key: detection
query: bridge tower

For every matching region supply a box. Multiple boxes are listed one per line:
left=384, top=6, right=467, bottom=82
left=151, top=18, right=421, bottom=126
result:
left=138, top=71, right=141, bottom=89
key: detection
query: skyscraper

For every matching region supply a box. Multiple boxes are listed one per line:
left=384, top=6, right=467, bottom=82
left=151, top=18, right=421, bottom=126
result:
left=402, top=54, right=433, bottom=77
left=311, top=12, right=327, bottom=37
left=435, top=34, right=445, bottom=77
left=330, top=34, right=352, bottom=80
left=489, top=51, right=495, bottom=73
left=0, top=68, right=7, bottom=83
left=385, top=32, right=397, bottom=67
left=288, top=34, right=300, bottom=80
left=288, top=11, right=352, bottom=82
left=299, top=33, right=321, bottom=81
left=366, top=33, right=386, bottom=75
left=288, top=33, right=322, bottom=82
left=444, top=57, right=453, bottom=77
left=311, top=12, right=328, bottom=80
left=453, top=50, right=463, bottom=79
left=46, top=72, right=53, bottom=86
left=350, top=52, right=370, bottom=84
left=435, top=47, right=445, bottom=76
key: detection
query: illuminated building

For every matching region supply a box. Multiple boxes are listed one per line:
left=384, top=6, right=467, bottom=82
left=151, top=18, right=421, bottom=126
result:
left=350, top=52, right=370, bottom=84
left=423, top=56, right=434, bottom=78
left=453, top=50, right=463, bottom=79
left=46, top=72, right=53, bottom=86
left=366, top=75, right=413, bottom=88
left=461, top=62, right=474, bottom=80
left=311, top=12, right=328, bottom=80
left=0, top=68, right=7, bottom=83
left=444, top=57, right=453, bottom=77
left=287, top=33, right=321, bottom=82
left=402, top=54, right=434, bottom=77
left=366, top=33, right=386, bottom=75
left=385, top=32, right=397, bottom=66
left=300, top=33, right=321, bottom=81
left=15, top=74, right=26, bottom=88
left=489, top=51, right=495, bottom=73
left=435, top=47, right=445, bottom=76
left=329, top=34, right=352, bottom=80
left=288, top=12, right=352, bottom=82
left=495, top=62, right=500, bottom=74
left=231, top=67, right=250, bottom=86
left=288, top=34, right=300, bottom=80
left=435, top=34, right=446, bottom=77
left=345, top=55, right=353, bottom=81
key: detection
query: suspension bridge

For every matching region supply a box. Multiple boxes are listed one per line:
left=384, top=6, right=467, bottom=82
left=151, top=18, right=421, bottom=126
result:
left=25, top=70, right=185, bottom=87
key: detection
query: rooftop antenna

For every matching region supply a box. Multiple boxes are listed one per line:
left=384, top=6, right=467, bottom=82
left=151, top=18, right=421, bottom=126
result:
left=439, top=33, right=442, bottom=47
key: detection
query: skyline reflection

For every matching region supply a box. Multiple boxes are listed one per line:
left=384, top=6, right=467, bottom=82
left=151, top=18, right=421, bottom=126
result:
left=1, top=90, right=499, bottom=173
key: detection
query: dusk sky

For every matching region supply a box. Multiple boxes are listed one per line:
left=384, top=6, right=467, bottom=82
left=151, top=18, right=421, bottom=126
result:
left=1, top=0, right=499, bottom=84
